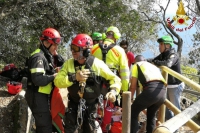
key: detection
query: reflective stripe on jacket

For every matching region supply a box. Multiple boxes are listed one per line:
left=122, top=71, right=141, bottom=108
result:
left=91, top=39, right=129, bottom=91
left=27, top=48, right=55, bottom=94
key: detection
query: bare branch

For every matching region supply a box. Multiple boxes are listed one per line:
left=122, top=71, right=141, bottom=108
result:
left=141, top=12, right=162, bottom=23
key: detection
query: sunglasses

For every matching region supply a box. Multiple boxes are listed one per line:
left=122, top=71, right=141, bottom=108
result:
left=70, top=44, right=81, bottom=52
left=122, top=46, right=127, bottom=49
left=106, top=32, right=114, bottom=37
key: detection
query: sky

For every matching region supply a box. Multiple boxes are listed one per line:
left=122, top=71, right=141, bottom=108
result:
left=142, top=0, right=197, bottom=59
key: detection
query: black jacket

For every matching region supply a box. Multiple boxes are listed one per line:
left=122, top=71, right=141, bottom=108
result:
left=152, top=48, right=181, bottom=85
left=27, top=45, right=56, bottom=89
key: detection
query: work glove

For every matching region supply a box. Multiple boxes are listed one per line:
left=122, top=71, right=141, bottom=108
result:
left=76, top=69, right=91, bottom=82
left=105, top=89, right=117, bottom=103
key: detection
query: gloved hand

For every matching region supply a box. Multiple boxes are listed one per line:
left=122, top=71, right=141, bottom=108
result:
left=76, top=69, right=91, bottom=82
left=105, top=89, right=117, bottom=103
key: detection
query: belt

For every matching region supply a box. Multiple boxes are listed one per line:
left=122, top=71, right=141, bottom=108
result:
left=143, top=80, right=164, bottom=90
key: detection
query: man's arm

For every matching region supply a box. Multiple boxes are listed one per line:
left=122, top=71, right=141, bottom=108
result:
left=119, top=50, right=130, bottom=92
left=146, top=54, right=160, bottom=63
left=30, top=56, right=55, bottom=86
left=129, top=77, right=138, bottom=99
left=97, top=59, right=122, bottom=95
left=153, top=53, right=178, bottom=67
left=54, top=60, right=73, bottom=88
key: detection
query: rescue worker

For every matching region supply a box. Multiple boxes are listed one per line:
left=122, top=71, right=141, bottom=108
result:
left=147, top=35, right=185, bottom=121
left=119, top=40, right=135, bottom=68
left=54, top=34, right=121, bottom=133
left=91, top=26, right=129, bottom=132
left=91, top=26, right=129, bottom=96
left=91, top=32, right=103, bottom=45
left=130, top=55, right=166, bottom=133
left=25, top=28, right=64, bottom=133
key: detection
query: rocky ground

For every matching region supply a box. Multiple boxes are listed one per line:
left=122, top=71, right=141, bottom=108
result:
left=0, top=76, right=68, bottom=133
left=0, top=76, right=18, bottom=133
left=0, top=75, right=199, bottom=133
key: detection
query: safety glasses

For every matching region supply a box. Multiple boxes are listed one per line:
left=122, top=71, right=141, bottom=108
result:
left=70, top=44, right=81, bottom=52
left=51, top=38, right=62, bottom=45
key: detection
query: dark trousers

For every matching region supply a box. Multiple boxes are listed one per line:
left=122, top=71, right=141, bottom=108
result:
left=131, top=83, right=166, bottom=133
left=64, top=101, right=101, bottom=133
left=25, top=88, right=52, bottom=133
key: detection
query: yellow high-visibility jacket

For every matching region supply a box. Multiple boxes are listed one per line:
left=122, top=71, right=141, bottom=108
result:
left=131, top=61, right=167, bottom=91
left=54, top=56, right=122, bottom=102
left=91, top=38, right=129, bottom=92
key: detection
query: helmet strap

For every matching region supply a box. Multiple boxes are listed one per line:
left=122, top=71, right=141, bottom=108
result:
left=39, top=36, right=52, bottom=55
left=47, top=44, right=52, bottom=50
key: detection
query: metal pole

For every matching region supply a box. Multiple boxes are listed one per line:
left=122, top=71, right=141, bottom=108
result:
left=122, top=91, right=131, bottom=133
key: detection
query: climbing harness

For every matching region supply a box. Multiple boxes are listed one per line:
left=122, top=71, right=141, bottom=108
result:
left=98, top=94, right=104, bottom=124
left=77, top=98, right=86, bottom=128
left=75, top=55, right=103, bottom=130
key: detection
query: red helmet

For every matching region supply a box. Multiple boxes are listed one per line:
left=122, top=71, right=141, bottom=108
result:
left=40, top=28, right=62, bottom=45
left=7, top=81, right=22, bottom=95
left=72, top=34, right=93, bottom=48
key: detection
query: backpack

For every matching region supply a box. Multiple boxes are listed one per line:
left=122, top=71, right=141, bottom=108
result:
left=0, top=63, right=20, bottom=81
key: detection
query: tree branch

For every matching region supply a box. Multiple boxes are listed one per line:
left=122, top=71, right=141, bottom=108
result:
left=196, top=0, right=200, bottom=13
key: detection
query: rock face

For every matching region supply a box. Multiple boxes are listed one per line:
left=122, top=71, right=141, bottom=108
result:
left=16, top=88, right=68, bottom=133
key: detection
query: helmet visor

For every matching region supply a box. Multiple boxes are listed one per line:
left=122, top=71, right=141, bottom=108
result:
left=71, top=44, right=81, bottom=52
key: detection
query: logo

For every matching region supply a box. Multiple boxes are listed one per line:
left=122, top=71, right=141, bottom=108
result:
left=78, top=40, right=82, bottom=45
left=166, top=0, right=196, bottom=32
left=37, top=60, right=43, bottom=65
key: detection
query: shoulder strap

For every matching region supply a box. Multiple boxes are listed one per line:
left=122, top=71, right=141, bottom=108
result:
left=73, top=55, right=95, bottom=70
left=99, top=43, right=115, bottom=63
left=85, top=55, right=95, bottom=69
left=137, top=64, right=147, bottom=86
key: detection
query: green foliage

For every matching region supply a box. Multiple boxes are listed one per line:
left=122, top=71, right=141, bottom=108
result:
left=0, top=0, right=159, bottom=66
left=0, top=63, right=4, bottom=70
left=188, top=33, right=200, bottom=70
left=181, top=65, right=199, bottom=83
